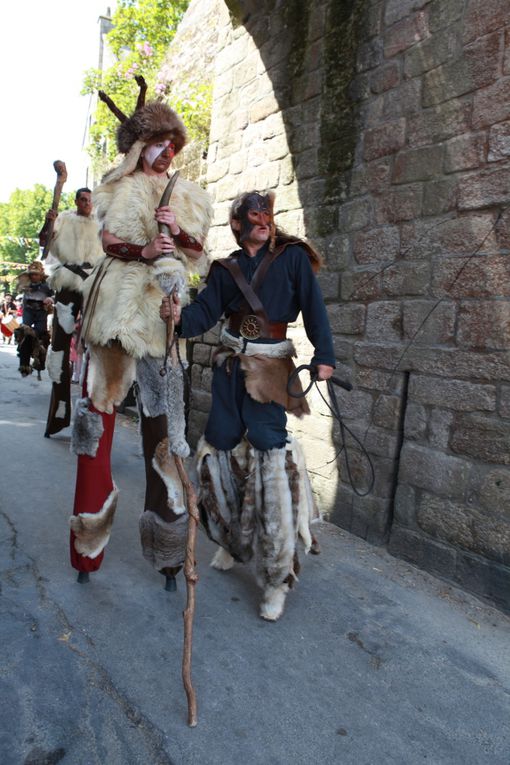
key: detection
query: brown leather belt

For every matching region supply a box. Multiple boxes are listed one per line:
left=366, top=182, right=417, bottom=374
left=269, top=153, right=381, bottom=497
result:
left=228, top=312, right=287, bottom=341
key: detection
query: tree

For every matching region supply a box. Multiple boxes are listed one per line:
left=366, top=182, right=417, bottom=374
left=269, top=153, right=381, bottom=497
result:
left=82, top=0, right=193, bottom=176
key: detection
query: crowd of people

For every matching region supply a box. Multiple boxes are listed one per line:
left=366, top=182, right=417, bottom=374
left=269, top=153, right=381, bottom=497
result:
left=5, top=78, right=335, bottom=622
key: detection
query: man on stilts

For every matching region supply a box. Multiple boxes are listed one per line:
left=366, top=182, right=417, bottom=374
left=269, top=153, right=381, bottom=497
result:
left=162, top=191, right=335, bottom=621
left=40, top=188, right=103, bottom=437
left=70, top=78, right=212, bottom=586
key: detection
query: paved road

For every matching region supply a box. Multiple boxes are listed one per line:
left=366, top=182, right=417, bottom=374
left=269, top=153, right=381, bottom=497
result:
left=0, top=344, right=509, bottom=765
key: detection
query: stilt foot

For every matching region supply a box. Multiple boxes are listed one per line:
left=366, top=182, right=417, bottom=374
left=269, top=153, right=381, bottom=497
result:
left=77, top=571, right=90, bottom=584
left=164, top=575, right=176, bottom=592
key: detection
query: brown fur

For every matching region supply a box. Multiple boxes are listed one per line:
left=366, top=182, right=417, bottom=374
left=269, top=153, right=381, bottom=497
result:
left=117, top=101, right=187, bottom=155
left=239, top=355, right=310, bottom=418
left=87, top=342, right=136, bottom=413
left=70, top=487, right=118, bottom=558
left=152, top=438, right=186, bottom=515
left=139, top=511, right=188, bottom=570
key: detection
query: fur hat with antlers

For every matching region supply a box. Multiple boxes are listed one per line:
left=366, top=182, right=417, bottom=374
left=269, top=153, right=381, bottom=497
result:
left=98, top=76, right=187, bottom=183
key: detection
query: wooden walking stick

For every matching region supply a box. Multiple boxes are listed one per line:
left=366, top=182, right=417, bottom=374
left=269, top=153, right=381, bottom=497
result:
left=157, top=172, right=200, bottom=727
left=41, top=160, right=67, bottom=259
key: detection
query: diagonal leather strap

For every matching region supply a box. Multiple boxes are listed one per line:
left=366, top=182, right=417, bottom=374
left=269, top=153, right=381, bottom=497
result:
left=216, top=248, right=278, bottom=319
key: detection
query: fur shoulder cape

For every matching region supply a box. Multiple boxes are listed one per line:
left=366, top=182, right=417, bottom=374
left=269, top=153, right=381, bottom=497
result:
left=93, top=172, right=212, bottom=269
left=48, top=212, right=104, bottom=293
left=83, top=172, right=213, bottom=359
left=50, top=211, right=103, bottom=266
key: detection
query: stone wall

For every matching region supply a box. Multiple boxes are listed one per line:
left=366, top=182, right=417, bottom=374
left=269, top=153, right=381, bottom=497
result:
left=171, top=0, right=510, bottom=610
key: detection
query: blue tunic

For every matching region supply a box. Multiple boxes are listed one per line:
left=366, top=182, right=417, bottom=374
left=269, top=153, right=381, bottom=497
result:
left=179, top=241, right=335, bottom=450
left=180, top=242, right=335, bottom=367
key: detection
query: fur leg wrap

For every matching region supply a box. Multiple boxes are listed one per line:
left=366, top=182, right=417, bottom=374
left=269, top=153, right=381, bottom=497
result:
left=46, top=346, right=65, bottom=383
left=70, top=485, right=118, bottom=558
left=253, top=446, right=299, bottom=591
left=139, top=511, right=188, bottom=570
left=197, top=436, right=319, bottom=620
left=136, top=356, right=189, bottom=458
left=70, top=397, right=104, bottom=457
left=196, top=437, right=252, bottom=561
left=286, top=436, right=320, bottom=554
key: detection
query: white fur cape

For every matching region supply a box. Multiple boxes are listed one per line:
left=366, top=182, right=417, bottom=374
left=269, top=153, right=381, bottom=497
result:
left=82, top=172, right=212, bottom=359
left=47, top=212, right=103, bottom=293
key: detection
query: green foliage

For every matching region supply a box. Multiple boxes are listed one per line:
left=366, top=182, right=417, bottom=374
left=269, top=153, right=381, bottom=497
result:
left=0, top=186, right=74, bottom=284
left=82, top=0, right=202, bottom=177
left=188, top=271, right=201, bottom=288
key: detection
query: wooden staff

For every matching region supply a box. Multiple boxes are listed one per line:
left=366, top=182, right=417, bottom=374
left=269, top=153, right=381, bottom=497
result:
left=157, top=172, right=200, bottom=727
left=41, top=160, right=67, bottom=260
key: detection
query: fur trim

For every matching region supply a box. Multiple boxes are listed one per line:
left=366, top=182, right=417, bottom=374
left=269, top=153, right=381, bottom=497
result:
left=46, top=346, right=64, bottom=383
left=83, top=172, right=212, bottom=359
left=219, top=327, right=295, bottom=358
left=136, top=356, right=189, bottom=458
left=139, top=510, right=188, bottom=570
left=70, top=397, right=104, bottom=456
left=86, top=343, right=136, bottom=414
left=55, top=301, right=76, bottom=334
left=152, top=438, right=186, bottom=515
left=70, top=485, right=118, bottom=558
left=48, top=211, right=103, bottom=267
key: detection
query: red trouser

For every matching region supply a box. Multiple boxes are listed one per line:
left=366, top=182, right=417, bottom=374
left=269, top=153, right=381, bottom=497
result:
left=70, top=402, right=116, bottom=573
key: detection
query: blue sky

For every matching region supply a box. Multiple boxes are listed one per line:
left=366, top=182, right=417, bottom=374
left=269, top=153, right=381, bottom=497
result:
left=1, top=0, right=115, bottom=201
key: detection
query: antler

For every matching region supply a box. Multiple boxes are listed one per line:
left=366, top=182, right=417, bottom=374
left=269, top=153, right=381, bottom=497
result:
left=98, top=90, right=128, bottom=123
left=135, top=75, right=148, bottom=110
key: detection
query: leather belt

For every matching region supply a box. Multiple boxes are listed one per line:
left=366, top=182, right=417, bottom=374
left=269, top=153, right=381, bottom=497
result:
left=228, top=312, right=287, bottom=341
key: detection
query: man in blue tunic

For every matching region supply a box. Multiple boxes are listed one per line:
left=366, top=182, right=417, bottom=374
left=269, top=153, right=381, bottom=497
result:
left=162, top=190, right=335, bottom=620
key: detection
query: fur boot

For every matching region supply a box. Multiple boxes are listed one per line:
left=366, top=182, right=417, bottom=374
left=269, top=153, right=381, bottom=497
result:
left=210, top=547, right=235, bottom=571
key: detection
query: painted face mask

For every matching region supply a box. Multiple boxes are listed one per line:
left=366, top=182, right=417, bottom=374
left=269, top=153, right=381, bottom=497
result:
left=234, top=193, right=273, bottom=243
left=143, top=139, right=176, bottom=168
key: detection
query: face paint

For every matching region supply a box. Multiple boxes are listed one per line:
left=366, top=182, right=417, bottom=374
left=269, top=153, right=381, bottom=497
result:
left=143, top=139, right=175, bottom=168
left=235, top=193, right=272, bottom=242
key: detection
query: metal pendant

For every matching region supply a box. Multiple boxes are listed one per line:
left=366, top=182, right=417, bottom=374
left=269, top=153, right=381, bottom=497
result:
left=239, top=314, right=261, bottom=340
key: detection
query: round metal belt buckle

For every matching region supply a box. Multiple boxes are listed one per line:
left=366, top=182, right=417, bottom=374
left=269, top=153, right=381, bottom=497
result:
left=239, top=315, right=262, bottom=340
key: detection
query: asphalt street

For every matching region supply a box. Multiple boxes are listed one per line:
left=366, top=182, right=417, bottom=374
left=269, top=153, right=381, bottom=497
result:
left=0, top=343, right=509, bottom=765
